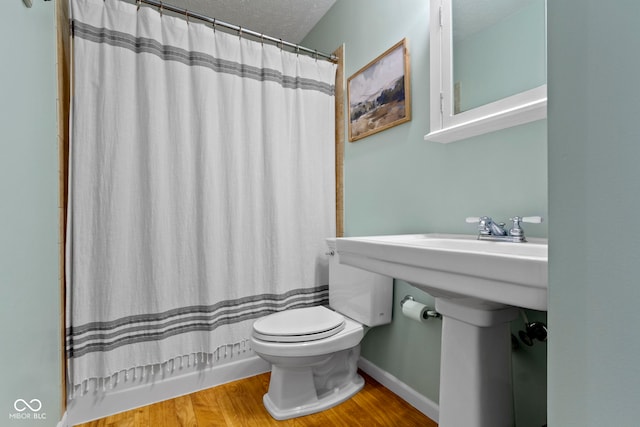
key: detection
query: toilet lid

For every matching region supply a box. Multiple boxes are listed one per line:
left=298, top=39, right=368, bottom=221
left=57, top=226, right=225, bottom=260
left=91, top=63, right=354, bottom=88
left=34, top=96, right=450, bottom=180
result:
left=252, top=306, right=346, bottom=343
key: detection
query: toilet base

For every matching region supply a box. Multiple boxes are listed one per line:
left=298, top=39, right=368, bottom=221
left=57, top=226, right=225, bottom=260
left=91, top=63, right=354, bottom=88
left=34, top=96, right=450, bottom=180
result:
left=263, top=373, right=364, bottom=420
left=261, top=346, right=363, bottom=420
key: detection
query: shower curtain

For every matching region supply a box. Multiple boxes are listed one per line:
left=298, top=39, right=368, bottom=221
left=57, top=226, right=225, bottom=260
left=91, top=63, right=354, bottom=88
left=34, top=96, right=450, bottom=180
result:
left=66, top=0, right=336, bottom=392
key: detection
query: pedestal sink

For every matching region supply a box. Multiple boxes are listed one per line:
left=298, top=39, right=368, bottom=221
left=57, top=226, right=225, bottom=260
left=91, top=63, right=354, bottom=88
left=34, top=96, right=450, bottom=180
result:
left=335, top=234, right=548, bottom=427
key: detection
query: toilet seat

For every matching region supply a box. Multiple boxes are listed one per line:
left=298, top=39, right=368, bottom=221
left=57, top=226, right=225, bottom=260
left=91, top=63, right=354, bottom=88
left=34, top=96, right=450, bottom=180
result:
left=252, top=306, right=345, bottom=343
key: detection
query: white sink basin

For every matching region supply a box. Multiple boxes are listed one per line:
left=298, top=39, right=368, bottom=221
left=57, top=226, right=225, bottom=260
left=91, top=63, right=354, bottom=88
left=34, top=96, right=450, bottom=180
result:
left=335, top=233, right=548, bottom=311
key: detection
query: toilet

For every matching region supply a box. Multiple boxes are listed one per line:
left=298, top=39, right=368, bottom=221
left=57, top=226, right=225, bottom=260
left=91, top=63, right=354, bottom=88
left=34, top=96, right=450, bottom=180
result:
left=250, top=238, right=393, bottom=420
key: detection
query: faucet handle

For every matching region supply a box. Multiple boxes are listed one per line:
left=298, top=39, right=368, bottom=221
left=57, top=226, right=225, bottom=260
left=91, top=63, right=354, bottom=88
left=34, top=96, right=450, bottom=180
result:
left=521, top=216, right=543, bottom=224
left=509, top=216, right=543, bottom=240
left=466, top=216, right=494, bottom=235
left=510, top=216, right=544, bottom=227
left=466, top=216, right=494, bottom=224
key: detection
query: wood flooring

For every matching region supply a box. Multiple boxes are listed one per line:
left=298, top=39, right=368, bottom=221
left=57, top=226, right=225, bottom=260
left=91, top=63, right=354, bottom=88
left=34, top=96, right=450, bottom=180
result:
left=75, top=371, right=438, bottom=427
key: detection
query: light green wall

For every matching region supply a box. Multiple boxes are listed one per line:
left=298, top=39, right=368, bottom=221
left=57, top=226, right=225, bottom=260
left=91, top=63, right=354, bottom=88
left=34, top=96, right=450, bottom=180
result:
left=304, top=1, right=547, bottom=426
left=548, top=1, right=640, bottom=425
left=0, top=1, right=61, bottom=426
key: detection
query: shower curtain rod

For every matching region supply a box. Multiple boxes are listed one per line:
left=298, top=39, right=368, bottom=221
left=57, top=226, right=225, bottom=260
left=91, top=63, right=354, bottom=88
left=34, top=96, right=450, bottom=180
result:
left=134, top=0, right=338, bottom=62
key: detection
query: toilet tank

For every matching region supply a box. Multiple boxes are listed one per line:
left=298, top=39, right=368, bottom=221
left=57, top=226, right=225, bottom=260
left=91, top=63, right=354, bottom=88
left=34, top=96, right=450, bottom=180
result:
left=326, top=238, right=393, bottom=327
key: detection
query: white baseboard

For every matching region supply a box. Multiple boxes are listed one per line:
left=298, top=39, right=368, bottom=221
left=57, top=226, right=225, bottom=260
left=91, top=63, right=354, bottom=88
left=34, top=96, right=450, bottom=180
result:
left=358, top=357, right=439, bottom=423
left=65, top=355, right=270, bottom=426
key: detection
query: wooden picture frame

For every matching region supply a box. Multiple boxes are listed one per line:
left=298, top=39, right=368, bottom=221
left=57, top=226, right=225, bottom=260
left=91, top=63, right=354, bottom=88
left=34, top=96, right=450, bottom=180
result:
left=347, top=39, right=411, bottom=142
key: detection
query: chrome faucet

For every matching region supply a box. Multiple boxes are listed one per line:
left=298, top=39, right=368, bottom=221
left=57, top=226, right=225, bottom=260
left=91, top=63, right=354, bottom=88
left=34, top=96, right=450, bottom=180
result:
left=466, top=216, right=543, bottom=243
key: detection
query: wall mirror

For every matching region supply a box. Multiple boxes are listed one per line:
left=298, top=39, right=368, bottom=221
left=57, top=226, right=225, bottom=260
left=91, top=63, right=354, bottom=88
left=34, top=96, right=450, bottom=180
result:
left=425, top=0, right=547, bottom=143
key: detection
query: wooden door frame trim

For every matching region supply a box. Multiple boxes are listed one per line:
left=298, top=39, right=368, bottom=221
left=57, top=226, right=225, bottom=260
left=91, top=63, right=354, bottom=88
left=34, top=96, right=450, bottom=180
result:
left=333, top=45, right=345, bottom=238
left=56, top=0, right=71, bottom=413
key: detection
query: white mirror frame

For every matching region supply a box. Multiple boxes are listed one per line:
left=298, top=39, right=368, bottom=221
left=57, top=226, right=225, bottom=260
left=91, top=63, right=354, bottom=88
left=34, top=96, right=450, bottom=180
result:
left=425, top=0, right=547, bottom=144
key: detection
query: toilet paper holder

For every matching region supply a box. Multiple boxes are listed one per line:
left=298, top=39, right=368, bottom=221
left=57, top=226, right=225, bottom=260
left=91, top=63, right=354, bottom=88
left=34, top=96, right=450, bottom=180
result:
left=400, top=295, right=441, bottom=320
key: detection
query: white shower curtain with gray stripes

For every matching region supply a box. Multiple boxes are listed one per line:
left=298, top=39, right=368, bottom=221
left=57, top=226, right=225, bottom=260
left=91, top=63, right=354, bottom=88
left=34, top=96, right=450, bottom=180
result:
left=67, top=0, right=336, bottom=392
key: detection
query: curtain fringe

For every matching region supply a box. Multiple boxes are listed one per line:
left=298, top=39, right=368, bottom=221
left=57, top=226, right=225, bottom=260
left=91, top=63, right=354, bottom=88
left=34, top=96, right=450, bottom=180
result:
left=68, top=338, right=252, bottom=400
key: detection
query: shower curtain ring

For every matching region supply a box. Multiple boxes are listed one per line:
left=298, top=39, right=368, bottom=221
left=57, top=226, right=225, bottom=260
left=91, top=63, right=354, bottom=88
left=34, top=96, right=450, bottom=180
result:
left=296, top=45, right=300, bottom=57
left=136, top=0, right=141, bottom=11
left=314, top=49, right=318, bottom=61
left=185, top=9, right=189, bottom=24
left=238, top=26, right=243, bottom=39
left=212, top=18, right=216, bottom=33
left=159, top=1, right=163, bottom=16
left=279, top=39, right=284, bottom=51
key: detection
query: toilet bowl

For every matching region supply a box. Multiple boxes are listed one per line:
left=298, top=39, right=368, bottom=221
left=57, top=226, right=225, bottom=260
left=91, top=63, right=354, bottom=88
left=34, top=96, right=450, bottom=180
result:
left=250, top=239, right=393, bottom=420
left=251, top=306, right=365, bottom=420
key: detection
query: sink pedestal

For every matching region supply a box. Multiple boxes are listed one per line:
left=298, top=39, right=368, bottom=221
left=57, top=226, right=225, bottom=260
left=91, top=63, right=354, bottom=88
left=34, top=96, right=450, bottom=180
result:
left=435, top=298, right=519, bottom=427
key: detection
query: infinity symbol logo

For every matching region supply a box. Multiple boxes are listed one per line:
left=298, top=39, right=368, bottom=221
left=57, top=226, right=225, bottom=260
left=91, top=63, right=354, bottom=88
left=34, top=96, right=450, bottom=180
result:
left=14, top=399, right=42, bottom=412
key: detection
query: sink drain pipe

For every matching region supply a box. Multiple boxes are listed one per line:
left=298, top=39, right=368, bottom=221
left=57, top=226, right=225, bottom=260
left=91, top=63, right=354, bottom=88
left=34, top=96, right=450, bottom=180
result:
left=517, top=310, right=548, bottom=346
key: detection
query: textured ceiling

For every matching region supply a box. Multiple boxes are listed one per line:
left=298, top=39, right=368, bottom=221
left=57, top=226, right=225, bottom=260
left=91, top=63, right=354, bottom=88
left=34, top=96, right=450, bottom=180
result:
left=158, top=0, right=336, bottom=44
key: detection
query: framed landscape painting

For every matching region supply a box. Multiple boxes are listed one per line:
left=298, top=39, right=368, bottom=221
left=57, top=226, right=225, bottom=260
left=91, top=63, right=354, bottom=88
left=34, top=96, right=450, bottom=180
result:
left=347, top=39, right=411, bottom=142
